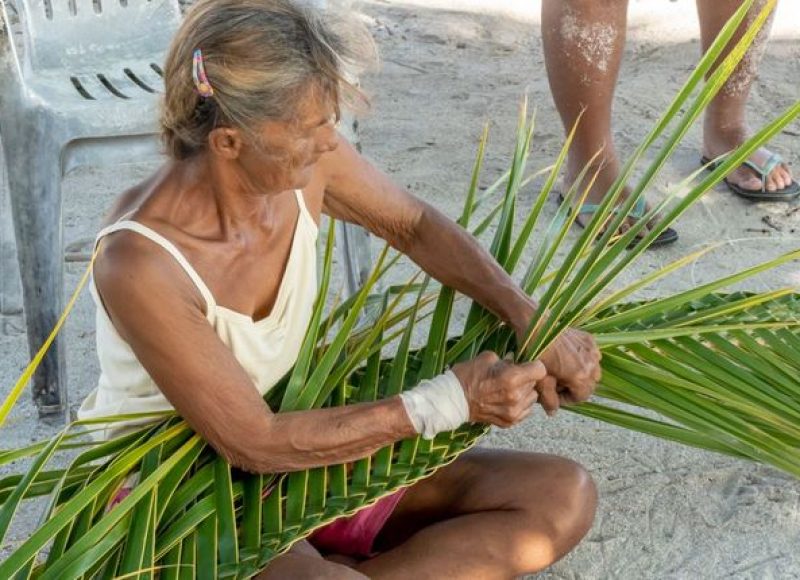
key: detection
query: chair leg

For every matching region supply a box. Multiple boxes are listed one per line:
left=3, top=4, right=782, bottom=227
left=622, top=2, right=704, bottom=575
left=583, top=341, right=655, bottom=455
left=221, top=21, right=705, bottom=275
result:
left=337, top=221, right=373, bottom=297
left=0, top=140, right=23, bottom=316
left=4, top=120, right=67, bottom=417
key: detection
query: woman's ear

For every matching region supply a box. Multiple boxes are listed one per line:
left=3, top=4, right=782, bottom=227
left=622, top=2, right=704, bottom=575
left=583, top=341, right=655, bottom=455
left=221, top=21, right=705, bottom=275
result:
left=208, top=127, right=243, bottom=160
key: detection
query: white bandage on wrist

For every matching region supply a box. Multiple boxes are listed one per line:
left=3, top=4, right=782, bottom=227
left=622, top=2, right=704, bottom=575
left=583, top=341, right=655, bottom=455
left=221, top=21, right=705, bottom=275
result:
left=399, top=370, right=470, bottom=440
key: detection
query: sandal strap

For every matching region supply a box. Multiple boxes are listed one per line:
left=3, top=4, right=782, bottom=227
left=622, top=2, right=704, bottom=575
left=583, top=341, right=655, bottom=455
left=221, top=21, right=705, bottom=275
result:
left=628, top=197, right=648, bottom=219
left=741, top=152, right=783, bottom=191
left=702, top=151, right=788, bottom=194
left=704, top=152, right=785, bottom=183
left=576, top=202, right=603, bottom=215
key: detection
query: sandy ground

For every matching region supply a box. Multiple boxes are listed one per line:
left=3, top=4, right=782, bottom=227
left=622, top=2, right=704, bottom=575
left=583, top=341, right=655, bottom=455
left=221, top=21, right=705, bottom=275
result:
left=2, top=0, right=800, bottom=577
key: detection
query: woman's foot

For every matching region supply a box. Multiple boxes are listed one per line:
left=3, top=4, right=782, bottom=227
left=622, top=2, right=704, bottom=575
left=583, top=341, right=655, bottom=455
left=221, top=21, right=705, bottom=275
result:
left=703, top=120, right=798, bottom=197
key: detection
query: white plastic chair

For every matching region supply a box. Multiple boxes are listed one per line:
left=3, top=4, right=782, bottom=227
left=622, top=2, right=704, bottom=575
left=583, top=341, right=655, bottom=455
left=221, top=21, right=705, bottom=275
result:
left=0, top=0, right=374, bottom=417
left=0, top=0, right=180, bottom=415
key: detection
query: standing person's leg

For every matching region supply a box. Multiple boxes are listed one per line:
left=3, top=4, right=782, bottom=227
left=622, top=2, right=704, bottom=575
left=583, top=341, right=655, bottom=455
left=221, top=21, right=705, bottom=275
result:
left=698, top=0, right=798, bottom=198
left=541, top=0, right=677, bottom=244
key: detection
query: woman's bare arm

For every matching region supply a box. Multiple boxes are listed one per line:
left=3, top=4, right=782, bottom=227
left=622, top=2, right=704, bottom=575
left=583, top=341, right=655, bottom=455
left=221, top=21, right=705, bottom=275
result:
left=320, top=139, right=535, bottom=333
left=320, top=138, right=602, bottom=408
left=94, top=232, right=416, bottom=474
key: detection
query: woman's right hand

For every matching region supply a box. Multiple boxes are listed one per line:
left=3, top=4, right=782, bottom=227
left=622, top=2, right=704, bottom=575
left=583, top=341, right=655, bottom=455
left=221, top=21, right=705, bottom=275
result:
left=451, top=351, right=547, bottom=428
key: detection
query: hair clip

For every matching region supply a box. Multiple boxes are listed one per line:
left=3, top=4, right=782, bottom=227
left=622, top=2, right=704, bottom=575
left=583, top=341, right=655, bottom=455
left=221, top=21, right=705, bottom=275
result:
left=192, top=48, right=215, bottom=98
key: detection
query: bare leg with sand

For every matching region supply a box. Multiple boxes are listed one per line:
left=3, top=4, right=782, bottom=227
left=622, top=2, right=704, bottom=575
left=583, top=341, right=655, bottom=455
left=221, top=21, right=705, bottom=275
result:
left=541, top=0, right=677, bottom=246
left=541, top=0, right=797, bottom=247
left=697, top=0, right=798, bottom=199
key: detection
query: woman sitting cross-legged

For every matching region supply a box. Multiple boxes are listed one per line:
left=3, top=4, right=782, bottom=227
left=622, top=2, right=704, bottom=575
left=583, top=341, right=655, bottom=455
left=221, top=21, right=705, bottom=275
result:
left=78, top=0, right=602, bottom=577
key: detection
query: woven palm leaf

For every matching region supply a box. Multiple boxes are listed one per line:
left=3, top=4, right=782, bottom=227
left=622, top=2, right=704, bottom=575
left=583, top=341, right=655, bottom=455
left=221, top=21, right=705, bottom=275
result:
left=1, top=1, right=799, bottom=576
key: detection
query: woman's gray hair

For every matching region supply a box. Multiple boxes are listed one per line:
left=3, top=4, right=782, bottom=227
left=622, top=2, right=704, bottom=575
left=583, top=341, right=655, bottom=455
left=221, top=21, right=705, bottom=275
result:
left=160, top=0, right=376, bottom=159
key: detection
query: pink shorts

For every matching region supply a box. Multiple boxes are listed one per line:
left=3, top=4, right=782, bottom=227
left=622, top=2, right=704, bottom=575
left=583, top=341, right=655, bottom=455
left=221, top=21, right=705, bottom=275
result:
left=109, top=477, right=406, bottom=559
left=309, top=489, right=407, bottom=558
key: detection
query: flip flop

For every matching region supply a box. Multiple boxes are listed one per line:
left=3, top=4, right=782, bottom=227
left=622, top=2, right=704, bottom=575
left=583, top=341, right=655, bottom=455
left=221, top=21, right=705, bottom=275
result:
left=701, top=153, right=800, bottom=201
left=558, top=194, right=679, bottom=248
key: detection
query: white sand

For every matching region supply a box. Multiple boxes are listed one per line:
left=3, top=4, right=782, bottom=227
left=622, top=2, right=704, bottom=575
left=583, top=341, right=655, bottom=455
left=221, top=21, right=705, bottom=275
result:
left=1, top=0, right=799, bottom=576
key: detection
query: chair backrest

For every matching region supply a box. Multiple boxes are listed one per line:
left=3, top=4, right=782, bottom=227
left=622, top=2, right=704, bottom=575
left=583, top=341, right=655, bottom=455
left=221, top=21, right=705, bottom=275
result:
left=0, top=2, right=22, bottom=84
left=13, top=0, right=181, bottom=73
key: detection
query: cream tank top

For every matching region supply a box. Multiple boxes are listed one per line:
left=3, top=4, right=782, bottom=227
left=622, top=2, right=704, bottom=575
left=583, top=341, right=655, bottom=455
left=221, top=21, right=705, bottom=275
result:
left=78, top=190, right=318, bottom=439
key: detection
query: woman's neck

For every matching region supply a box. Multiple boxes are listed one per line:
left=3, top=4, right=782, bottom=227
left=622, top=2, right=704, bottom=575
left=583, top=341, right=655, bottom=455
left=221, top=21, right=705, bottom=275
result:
left=172, top=154, right=285, bottom=238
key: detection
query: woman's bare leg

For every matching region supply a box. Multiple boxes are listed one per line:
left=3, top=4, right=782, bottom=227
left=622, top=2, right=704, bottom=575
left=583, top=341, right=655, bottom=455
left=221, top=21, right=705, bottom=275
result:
left=541, top=0, right=641, bottom=224
left=356, top=449, right=597, bottom=579
left=697, top=0, right=793, bottom=192
left=257, top=540, right=368, bottom=579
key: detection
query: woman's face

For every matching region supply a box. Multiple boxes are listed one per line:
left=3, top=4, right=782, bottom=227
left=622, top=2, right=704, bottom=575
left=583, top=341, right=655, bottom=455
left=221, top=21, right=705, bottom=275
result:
left=235, top=86, right=340, bottom=194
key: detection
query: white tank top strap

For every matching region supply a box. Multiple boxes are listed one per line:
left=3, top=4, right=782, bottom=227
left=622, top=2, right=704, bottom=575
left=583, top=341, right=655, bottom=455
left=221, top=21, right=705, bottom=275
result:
left=293, top=189, right=318, bottom=233
left=95, top=220, right=216, bottom=311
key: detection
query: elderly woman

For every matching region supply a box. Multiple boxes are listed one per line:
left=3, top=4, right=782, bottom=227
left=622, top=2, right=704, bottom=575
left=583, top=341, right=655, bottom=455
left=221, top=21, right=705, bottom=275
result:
left=78, top=0, right=602, bottom=577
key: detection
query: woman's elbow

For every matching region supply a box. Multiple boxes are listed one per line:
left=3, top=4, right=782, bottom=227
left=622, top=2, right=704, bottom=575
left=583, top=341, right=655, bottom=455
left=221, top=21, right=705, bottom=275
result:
left=205, top=422, right=284, bottom=474
left=214, top=441, right=284, bottom=474
left=387, top=208, right=427, bottom=255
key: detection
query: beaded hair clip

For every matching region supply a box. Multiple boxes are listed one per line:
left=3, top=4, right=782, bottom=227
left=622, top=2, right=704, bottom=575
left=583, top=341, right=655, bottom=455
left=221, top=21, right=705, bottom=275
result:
left=192, top=49, right=214, bottom=98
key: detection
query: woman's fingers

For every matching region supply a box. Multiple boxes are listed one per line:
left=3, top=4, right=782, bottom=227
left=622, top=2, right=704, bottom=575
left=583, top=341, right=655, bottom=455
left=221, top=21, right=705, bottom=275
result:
left=458, top=352, right=562, bottom=428
left=484, top=370, right=541, bottom=428
left=536, top=375, right=560, bottom=416
left=517, top=360, right=548, bottom=382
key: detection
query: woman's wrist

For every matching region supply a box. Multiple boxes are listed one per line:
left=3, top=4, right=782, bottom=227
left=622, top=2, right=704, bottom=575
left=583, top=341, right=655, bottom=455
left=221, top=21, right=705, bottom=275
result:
left=399, top=370, right=470, bottom=440
left=504, top=295, right=541, bottom=336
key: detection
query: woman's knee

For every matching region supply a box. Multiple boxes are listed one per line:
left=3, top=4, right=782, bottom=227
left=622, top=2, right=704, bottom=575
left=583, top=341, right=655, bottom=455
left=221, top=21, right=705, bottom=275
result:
left=527, top=457, right=597, bottom=558
left=510, top=456, right=597, bottom=572
left=551, top=457, right=597, bottom=536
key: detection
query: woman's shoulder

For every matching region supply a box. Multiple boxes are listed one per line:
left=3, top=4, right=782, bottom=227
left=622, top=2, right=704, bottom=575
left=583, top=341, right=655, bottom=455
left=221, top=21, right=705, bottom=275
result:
left=101, top=161, right=181, bottom=226
left=93, top=226, right=209, bottom=336
left=94, top=225, right=183, bottom=298
left=95, top=163, right=193, bottom=269
left=94, top=163, right=205, bottom=313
